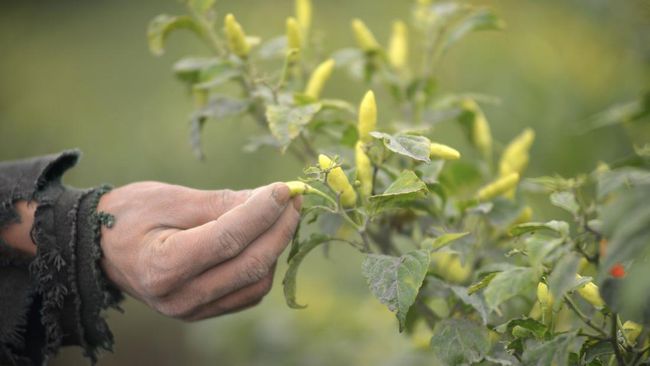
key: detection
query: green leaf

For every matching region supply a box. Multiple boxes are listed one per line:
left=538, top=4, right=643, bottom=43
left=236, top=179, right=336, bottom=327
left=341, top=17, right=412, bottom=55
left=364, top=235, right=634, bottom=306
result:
left=147, top=15, right=201, bottom=56
left=416, top=160, right=445, bottom=184
left=429, top=319, right=490, bottom=365
left=362, top=249, right=430, bottom=331
left=443, top=8, right=505, bottom=51
left=368, top=170, right=427, bottom=211
left=527, top=175, right=586, bottom=193
left=495, top=318, right=548, bottom=339
left=601, top=185, right=650, bottom=269
left=282, top=234, right=330, bottom=309
left=265, top=103, right=322, bottom=151
left=582, top=92, right=650, bottom=132
left=509, top=220, right=570, bottom=237
left=370, top=132, right=432, bottom=162
left=524, top=235, right=564, bottom=270
left=257, top=36, right=287, bottom=59
left=484, top=267, right=536, bottom=311
left=172, top=57, right=221, bottom=84
left=485, top=198, right=525, bottom=228
left=521, top=332, right=582, bottom=366
left=583, top=340, right=614, bottom=363
left=196, top=96, right=250, bottom=119
left=422, top=232, right=469, bottom=251
left=189, top=96, right=251, bottom=159
left=547, top=252, right=590, bottom=308
left=448, top=285, right=490, bottom=325
left=468, top=272, right=497, bottom=295
left=549, top=191, right=580, bottom=216
left=597, top=168, right=650, bottom=199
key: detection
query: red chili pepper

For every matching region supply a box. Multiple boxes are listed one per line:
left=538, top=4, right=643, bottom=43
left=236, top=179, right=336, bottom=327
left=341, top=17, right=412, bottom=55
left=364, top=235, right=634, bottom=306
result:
left=609, top=263, right=625, bottom=278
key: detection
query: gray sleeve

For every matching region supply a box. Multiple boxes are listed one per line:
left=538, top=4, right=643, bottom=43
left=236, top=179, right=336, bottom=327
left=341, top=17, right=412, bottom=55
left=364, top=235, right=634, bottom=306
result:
left=0, top=150, right=123, bottom=365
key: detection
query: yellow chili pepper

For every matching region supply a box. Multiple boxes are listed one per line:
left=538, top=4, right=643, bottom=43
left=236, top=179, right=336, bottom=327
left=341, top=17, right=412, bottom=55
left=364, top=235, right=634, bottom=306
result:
left=512, top=206, right=533, bottom=225
left=295, top=0, right=312, bottom=36
left=575, top=275, right=605, bottom=309
left=429, top=143, right=461, bottom=160
left=286, top=17, right=302, bottom=51
left=318, top=154, right=357, bottom=207
left=224, top=14, right=250, bottom=57
left=388, top=20, right=408, bottom=70
left=355, top=141, right=373, bottom=198
left=358, top=90, right=377, bottom=143
left=476, top=173, right=520, bottom=202
left=536, top=282, right=554, bottom=308
left=285, top=181, right=311, bottom=197
left=351, top=19, right=381, bottom=52
left=461, top=99, right=493, bottom=160
left=499, top=128, right=535, bottom=177
left=304, top=59, right=335, bottom=100
left=430, top=251, right=472, bottom=284
left=623, top=321, right=643, bottom=345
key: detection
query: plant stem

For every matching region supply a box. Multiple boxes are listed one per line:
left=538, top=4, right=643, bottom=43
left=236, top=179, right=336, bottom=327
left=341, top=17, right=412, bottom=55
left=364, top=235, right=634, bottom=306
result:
left=563, top=296, right=608, bottom=337
left=610, top=313, right=625, bottom=366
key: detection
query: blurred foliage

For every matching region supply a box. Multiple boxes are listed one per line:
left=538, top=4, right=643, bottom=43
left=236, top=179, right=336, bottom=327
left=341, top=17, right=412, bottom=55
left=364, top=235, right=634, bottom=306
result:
left=0, top=0, right=649, bottom=365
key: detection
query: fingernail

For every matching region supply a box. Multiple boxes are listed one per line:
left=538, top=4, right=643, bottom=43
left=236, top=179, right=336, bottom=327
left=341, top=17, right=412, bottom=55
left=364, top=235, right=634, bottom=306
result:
left=271, top=183, right=291, bottom=206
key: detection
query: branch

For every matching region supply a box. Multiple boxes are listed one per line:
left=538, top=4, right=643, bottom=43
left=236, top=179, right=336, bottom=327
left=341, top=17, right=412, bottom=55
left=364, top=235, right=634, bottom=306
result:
left=610, top=313, right=625, bottom=366
left=563, top=296, right=607, bottom=337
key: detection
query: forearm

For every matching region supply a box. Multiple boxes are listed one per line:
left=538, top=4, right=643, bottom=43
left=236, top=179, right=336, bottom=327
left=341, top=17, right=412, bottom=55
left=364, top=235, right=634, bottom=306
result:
left=0, top=200, right=37, bottom=257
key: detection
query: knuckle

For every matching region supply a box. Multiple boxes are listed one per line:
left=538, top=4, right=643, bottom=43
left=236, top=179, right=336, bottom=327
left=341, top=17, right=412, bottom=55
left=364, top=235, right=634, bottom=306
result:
left=216, top=226, right=246, bottom=258
left=155, top=298, right=195, bottom=319
left=242, top=255, right=271, bottom=284
left=208, top=189, right=235, bottom=215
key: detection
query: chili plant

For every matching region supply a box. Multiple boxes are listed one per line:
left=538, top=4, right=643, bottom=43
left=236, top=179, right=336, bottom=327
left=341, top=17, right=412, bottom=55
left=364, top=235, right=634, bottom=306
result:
left=148, top=0, right=650, bottom=364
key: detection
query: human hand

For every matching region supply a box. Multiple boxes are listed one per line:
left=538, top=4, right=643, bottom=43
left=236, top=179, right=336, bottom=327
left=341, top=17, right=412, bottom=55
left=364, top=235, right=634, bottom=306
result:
left=97, top=181, right=301, bottom=321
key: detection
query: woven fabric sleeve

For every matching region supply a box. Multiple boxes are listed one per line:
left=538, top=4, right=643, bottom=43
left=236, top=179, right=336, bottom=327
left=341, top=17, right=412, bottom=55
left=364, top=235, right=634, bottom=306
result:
left=0, top=150, right=123, bottom=365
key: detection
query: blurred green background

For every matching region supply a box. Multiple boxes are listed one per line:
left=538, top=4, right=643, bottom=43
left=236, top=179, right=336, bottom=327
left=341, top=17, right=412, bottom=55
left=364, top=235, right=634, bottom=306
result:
left=1, top=0, right=648, bottom=365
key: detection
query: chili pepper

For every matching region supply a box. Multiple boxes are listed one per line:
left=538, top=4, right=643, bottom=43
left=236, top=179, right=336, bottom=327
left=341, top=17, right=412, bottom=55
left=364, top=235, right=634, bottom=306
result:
left=318, top=154, right=357, bottom=207
left=623, top=321, right=643, bottom=345
left=388, top=20, right=408, bottom=70
left=286, top=17, right=302, bottom=51
left=352, top=19, right=381, bottom=53
left=358, top=90, right=377, bottom=143
left=536, top=282, right=554, bottom=308
left=476, top=173, right=520, bottom=202
left=499, top=128, right=535, bottom=177
left=304, top=59, right=335, bottom=100
left=429, top=142, right=461, bottom=160
left=513, top=206, right=533, bottom=225
left=430, top=251, right=471, bottom=284
left=285, top=181, right=311, bottom=197
left=609, top=263, right=625, bottom=278
left=461, top=99, right=493, bottom=160
left=355, top=141, right=373, bottom=199
left=575, top=275, right=605, bottom=309
left=224, top=14, right=250, bottom=57
left=295, top=0, right=312, bottom=36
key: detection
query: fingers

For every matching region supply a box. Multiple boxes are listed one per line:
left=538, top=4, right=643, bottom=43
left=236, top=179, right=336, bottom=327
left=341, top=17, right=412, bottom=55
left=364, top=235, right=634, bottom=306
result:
left=169, top=199, right=300, bottom=306
left=183, top=267, right=276, bottom=321
left=183, top=188, right=253, bottom=228
left=159, top=183, right=292, bottom=285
